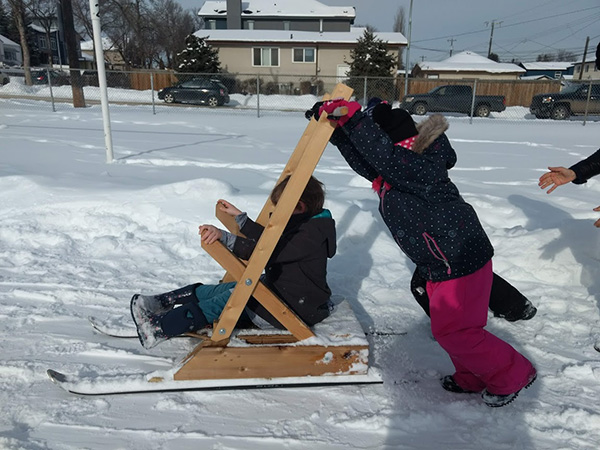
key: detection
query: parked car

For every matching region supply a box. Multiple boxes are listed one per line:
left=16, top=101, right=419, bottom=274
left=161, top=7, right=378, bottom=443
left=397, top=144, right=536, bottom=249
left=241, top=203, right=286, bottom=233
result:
left=31, top=69, right=70, bottom=86
left=400, top=84, right=506, bottom=117
left=529, top=82, right=600, bottom=120
left=0, top=71, right=9, bottom=85
left=157, top=78, right=230, bottom=107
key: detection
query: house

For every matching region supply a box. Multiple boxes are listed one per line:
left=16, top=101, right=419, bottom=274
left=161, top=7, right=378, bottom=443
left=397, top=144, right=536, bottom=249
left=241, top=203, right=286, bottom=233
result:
left=195, top=0, right=407, bottom=89
left=28, top=23, right=67, bottom=67
left=80, top=38, right=125, bottom=71
left=572, top=50, right=600, bottom=81
left=0, top=33, right=22, bottom=67
left=518, top=61, right=574, bottom=80
left=412, top=51, right=525, bottom=80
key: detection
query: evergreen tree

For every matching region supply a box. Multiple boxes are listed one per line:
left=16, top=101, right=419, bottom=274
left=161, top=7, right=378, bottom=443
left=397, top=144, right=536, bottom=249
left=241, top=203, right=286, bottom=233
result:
left=347, top=29, right=396, bottom=78
left=176, top=34, right=221, bottom=74
left=346, top=29, right=397, bottom=101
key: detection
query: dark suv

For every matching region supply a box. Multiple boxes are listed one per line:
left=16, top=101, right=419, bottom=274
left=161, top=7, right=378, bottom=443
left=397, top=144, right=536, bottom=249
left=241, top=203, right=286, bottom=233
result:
left=157, top=78, right=230, bottom=107
left=530, top=82, right=600, bottom=120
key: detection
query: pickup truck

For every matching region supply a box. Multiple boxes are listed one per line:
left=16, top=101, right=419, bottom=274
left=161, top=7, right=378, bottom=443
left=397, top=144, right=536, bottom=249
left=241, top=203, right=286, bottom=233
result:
left=400, top=85, right=506, bottom=117
left=529, top=82, right=600, bottom=120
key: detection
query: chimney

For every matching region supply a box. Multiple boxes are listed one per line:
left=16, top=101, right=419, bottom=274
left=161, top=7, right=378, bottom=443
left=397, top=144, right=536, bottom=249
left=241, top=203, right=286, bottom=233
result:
left=227, top=0, right=242, bottom=29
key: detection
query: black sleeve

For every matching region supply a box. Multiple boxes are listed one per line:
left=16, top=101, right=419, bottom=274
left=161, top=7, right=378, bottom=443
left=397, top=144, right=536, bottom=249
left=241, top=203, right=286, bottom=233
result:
left=569, top=148, right=600, bottom=184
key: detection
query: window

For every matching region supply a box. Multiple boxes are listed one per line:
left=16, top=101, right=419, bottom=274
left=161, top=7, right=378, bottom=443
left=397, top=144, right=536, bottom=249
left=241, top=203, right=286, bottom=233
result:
left=554, top=71, right=562, bottom=79
left=293, top=47, right=315, bottom=63
left=253, top=47, right=279, bottom=67
left=38, top=36, right=47, bottom=49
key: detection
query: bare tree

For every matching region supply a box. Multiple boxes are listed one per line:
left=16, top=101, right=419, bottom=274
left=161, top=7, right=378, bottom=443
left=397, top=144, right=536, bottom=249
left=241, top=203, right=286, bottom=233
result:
left=148, top=0, right=195, bottom=69
left=393, top=6, right=405, bottom=70
left=6, top=0, right=32, bottom=84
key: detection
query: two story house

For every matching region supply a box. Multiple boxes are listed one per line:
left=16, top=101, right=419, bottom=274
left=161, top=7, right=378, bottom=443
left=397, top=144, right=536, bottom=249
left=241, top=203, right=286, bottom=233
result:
left=196, top=0, right=407, bottom=91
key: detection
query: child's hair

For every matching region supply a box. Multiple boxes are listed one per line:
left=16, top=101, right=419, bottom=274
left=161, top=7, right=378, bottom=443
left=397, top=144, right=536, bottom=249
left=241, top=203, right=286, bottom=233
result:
left=270, top=175, right=325, bottom=216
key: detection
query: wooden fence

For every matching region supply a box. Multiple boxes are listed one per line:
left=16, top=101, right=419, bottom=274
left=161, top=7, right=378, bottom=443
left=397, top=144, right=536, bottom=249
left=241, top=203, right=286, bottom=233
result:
left=126, top=70, right=565, bottom=108
left=396, top=78, right=563, bottom=107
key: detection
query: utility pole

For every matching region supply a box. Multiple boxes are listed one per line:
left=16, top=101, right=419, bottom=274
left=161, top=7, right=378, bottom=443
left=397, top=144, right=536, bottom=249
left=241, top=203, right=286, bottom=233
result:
left=447, top=38, right=456, bottom=57
left=485, top=20, right=502, bottom=58
left=578, top=36, right=590, bottom=80
left=403, top=0, right=413, bottom=97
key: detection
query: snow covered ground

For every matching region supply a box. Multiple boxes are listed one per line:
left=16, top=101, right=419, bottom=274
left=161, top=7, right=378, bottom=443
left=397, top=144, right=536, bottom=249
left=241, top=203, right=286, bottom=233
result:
left=1, top=94, right=600, bottom=449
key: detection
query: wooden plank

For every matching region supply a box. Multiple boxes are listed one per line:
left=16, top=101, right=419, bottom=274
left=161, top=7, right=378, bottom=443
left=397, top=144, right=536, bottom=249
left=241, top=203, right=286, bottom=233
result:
left=201, top=239, right=315, bottom=340
left=174, top=343, right=369, bottom=380
left=209, top=84, right=353, bottom=342
left=255, top=86, right=350, bottom=226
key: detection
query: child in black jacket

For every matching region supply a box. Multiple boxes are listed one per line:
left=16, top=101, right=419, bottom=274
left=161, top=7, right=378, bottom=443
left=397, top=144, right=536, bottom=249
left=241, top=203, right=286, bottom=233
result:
left=131, top=175, right=336, bottom=349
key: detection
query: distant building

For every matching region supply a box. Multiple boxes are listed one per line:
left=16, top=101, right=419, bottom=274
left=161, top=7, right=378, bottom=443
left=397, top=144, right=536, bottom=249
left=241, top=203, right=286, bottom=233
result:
left=572, top=51, right=600, bottom=81
left=518, top=62, right=574, bottom=79
left=412, top=51, right=525, bottom=80
left=196, top=0, right=406, bottom=83
left=80, top=38, right=125, bottom=70
left=0, top=33, right=22, bottom=67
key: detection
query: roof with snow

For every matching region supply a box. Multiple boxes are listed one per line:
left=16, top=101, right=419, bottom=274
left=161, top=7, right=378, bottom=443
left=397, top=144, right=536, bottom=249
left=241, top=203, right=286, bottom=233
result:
left=0, top=34, right=20, bottom=47
left=417, top=51, right=524, bottom=74
left=199, top=0, right=356, bottom=19
left=195, top=28, right=407, bottom=45
left=520, top=62, right=574, bottom=70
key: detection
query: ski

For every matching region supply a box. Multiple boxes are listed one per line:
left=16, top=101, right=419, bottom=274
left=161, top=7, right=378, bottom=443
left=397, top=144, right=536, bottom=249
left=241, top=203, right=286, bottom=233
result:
left=89, top=316, right=407, bottom=340
left=47, top=368, right=383, bottom=396
left=89, top=316, right=137, bottom=338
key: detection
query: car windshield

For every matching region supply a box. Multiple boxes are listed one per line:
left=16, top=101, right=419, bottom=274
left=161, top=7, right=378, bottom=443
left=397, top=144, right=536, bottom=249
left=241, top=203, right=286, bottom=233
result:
left=560, top=84, right=583, bottom=94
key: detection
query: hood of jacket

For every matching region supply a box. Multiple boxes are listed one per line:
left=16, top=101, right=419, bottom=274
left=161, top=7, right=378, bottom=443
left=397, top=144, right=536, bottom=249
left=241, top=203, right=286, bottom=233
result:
left=412, top=114, right=449, bottom=155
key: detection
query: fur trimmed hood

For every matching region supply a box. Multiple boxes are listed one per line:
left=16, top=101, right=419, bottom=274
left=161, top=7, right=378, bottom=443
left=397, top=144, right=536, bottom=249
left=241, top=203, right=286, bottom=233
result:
left=412, top=114, right=449, bottom=154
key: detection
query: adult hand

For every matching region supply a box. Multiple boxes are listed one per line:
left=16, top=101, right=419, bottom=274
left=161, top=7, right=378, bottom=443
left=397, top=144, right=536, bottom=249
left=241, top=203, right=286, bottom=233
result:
left=217, top=199, right=242, bottom=217
left=199, top=224, right=223, bottom=244
left=594, top=207, right=600, bottom=228
left=538, top=166, right=576, bottom=194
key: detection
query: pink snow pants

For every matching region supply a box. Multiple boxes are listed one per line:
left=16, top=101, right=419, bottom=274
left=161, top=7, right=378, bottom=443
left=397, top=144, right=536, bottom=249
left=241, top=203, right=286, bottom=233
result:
left=426, top=260, right=535, bottom=395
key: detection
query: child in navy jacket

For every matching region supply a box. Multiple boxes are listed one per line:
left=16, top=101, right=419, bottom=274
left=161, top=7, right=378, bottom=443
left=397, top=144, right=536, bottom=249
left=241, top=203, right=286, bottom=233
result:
left=317, top=99, right=536, bottom=407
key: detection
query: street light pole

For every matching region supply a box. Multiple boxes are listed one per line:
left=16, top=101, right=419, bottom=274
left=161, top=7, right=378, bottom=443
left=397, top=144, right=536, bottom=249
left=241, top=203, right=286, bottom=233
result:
left=403, top=0, right=413, bottom=97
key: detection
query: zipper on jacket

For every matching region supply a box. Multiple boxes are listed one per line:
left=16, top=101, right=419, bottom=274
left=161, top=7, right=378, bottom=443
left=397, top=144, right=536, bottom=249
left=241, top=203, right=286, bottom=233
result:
left=422, top=232, right=452, bottom=275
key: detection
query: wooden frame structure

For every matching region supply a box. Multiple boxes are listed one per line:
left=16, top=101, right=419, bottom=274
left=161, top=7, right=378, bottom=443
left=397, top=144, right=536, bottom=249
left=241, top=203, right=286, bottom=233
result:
left=172, top=84, right=373, bottom=382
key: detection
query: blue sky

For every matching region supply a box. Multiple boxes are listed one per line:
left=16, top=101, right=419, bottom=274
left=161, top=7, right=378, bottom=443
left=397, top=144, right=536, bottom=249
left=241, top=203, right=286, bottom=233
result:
left=180, top=0, right=600, bottom=64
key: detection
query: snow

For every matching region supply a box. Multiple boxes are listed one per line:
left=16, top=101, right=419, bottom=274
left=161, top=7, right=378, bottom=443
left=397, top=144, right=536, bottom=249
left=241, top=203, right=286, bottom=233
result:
left=1, top=84, right=600, bottom=449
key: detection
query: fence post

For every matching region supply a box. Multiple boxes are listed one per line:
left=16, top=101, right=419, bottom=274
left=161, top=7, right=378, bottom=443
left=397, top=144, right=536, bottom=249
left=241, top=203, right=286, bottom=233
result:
left=256, top=75, right=260, bottom=118
left=47, top=68, right=56, bottom=112
left=363, top=77, right=368, bottom=105
left=469, top=79, right=477, bottom=124
left=150, top=72, right=156, bottom=115
left=583, top=79, right=593, bottom=126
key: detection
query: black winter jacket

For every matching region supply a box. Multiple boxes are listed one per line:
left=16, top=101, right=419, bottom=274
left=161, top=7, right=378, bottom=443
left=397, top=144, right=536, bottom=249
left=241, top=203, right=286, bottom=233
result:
left=570, top=148, right=600, bottom=184
left=330, top=112, right=493, bottom=282
left=232, top=209, right=336, bottom=327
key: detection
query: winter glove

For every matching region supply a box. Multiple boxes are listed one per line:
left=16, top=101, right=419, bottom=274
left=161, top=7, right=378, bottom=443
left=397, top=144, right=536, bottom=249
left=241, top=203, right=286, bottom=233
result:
left=318, top=99, right=362, bottom=127
left=305, top=101, right=324, bottom=121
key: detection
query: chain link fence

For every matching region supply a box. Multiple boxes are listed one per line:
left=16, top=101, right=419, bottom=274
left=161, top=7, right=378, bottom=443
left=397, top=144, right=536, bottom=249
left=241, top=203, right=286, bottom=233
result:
left=1, top=67, right=598, bottom=124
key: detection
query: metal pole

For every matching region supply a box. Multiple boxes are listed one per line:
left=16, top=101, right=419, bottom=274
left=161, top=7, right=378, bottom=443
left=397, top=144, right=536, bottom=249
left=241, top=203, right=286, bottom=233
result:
left=583, top=79, right=592, bottom=126
left=469, top=79, right=477, bottom=124
left=47, top=68, right=56, bottom=112
left=404, top=0, right=413, bottom=97
left=150, top=72, right=156, bottom=115
left=89, top=0, right=114, bottom=163
left=363, top=76, right=367, bottom=105
left=256, top=75, right=260, bottom=118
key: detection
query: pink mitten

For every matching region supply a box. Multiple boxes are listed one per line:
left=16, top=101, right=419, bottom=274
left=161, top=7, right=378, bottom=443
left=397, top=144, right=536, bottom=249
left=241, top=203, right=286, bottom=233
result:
left=318, top=99, right=362, bottom=127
